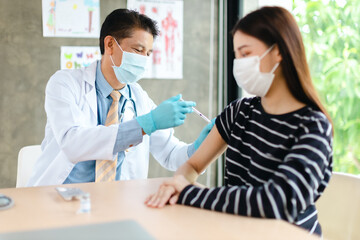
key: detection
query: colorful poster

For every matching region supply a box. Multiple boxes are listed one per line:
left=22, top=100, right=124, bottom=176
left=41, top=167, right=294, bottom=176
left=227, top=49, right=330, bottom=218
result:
left=127, top=0, right=183, bottom=79
left=60, top=46, right=101, bottom=69
left=42, top=0, right=100, bottom=38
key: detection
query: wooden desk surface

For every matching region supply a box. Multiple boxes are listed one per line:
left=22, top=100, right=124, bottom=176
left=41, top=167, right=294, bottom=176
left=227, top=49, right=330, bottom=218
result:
left=0, top=178, right=318, bottom=240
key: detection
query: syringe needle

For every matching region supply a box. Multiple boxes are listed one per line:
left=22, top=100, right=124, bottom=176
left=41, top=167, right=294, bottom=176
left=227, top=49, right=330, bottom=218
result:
left=180, top=98, right=211, bottom=123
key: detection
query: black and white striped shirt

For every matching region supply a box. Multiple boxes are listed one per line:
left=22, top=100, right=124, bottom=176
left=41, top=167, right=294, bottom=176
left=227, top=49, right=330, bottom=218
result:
left=178, top=97, right=333, bottom=236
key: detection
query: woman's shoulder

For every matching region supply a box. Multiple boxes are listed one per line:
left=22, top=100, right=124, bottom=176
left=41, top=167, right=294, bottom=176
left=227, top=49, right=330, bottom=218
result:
left=296, top=106, right=332, bottom=138
left=228, top=96, right=259, bottom=110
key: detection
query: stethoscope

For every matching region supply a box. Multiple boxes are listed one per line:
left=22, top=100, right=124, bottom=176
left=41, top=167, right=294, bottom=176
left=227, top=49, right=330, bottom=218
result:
left=119, top=85, right=137, bottom=122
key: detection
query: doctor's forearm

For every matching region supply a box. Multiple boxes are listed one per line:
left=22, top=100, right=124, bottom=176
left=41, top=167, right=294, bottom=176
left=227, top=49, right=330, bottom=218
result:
left=113, top=119, right=144, bottom=153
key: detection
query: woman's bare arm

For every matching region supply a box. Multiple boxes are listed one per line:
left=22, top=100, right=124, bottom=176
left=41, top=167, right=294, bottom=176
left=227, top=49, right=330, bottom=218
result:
left=175, top=125, right=228, bottom=183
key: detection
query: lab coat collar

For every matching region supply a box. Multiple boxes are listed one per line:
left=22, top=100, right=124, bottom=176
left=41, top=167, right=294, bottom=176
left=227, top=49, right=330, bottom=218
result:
left=84, top=61, right=98, bottom=117
left=83, top=61, right=134, bottom=117
left=84, top=61, right=97, bottom=87
left=95, top=60, right=130, bottom=100
left=119, top=85, right=130, bottom=101
left=95, top=60, right=113, bottom=99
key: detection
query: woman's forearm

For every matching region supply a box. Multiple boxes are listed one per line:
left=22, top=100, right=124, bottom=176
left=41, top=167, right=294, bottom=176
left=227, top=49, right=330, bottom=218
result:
left=174, top=162, right=199, bottom=183
left=175, top=125, right=228, bottom=183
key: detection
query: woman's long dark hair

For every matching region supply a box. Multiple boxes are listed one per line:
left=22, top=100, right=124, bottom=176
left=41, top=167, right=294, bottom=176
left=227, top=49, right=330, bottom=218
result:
left=232, top=6, right=333, bottom=132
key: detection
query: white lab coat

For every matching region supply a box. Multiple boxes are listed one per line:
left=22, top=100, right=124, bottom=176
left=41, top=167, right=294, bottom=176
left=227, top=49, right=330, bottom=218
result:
left=27, top=61, right=189, bottom=186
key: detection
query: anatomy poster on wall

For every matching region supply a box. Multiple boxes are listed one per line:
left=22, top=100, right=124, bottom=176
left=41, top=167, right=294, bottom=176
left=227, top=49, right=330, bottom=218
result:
left=60, top=46, right=101, bottom=69
left=127, top=0, right=183, bottom=79
left=42, top=0, right=100, bottom=38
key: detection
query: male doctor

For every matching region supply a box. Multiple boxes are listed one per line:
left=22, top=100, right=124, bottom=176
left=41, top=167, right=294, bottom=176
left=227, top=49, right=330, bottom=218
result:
left=27, top=9, right=214, bottom=186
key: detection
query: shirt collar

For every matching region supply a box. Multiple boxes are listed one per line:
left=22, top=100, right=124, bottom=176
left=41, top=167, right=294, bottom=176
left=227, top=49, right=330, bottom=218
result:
left=95, top=60, right=130, bottom=99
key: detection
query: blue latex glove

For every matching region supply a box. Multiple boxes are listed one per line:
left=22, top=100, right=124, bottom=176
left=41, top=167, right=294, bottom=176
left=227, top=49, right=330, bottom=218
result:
left=136, top=94, right=196, bottom=135
left=194, top=118, right=216, bottom=150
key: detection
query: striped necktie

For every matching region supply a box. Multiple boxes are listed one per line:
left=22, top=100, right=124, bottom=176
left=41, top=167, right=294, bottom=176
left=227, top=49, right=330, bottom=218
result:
left=95, top=90, right=121, bottom=182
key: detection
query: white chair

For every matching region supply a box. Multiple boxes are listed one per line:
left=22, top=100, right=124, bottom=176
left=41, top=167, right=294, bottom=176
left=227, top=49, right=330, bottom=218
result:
left=316, top=172, right=360, bottom=240
left=16, top=145, right=42, bottom=188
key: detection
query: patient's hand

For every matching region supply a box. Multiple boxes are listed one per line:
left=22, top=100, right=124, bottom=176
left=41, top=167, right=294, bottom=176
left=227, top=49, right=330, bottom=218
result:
left=145, top=175, right=191, bottom=208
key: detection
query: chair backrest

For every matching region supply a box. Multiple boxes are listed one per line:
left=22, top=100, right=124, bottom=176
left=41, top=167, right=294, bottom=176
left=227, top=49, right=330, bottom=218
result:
left=16, top=145, right=42, bottom=188
left=316, top=172, right=360, bottom=240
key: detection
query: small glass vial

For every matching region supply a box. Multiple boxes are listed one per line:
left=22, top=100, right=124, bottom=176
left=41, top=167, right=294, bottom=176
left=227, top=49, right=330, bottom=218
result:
left=77, top=193, right=91, bottom=214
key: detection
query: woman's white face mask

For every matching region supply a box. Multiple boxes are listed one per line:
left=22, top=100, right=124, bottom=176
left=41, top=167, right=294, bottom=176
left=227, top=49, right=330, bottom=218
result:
left=233, top=45, right=279, bottom=97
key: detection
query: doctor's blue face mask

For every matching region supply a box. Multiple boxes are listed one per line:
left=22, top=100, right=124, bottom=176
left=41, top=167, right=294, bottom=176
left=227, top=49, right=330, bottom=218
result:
left=110, top=37, right=149, bottom=84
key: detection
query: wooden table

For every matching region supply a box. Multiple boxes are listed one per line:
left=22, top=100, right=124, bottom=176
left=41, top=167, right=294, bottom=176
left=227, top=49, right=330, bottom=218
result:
left=0, top=178, right=319, bottom=239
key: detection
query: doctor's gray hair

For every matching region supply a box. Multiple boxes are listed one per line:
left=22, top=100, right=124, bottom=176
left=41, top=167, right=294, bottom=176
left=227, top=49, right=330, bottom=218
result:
left=99, top=9, right=159, bottom=55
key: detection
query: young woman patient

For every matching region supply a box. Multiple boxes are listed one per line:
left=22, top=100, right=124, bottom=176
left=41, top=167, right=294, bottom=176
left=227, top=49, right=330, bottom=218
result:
left=145, top=6, right=333, bottom=236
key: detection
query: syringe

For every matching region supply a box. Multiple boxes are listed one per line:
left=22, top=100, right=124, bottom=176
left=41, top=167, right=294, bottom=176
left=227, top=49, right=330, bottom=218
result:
left=180, top=98, right=211, bottom=123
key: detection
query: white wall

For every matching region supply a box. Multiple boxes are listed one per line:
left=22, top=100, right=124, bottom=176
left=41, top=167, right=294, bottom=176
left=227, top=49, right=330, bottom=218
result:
left=258, top=0, right=293, bottom=11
